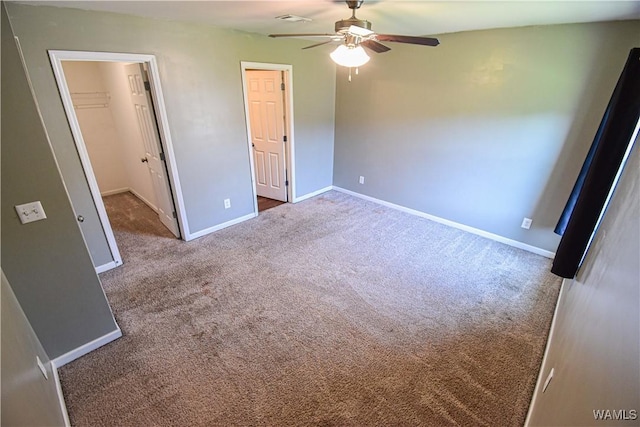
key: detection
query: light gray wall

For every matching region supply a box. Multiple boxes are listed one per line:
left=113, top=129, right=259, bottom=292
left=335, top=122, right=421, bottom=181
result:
left=1, top=272, right=68, bottom=427
left=334, top=20, right=640, bottom=253
left=527, top=137, right=639, bottom=425
left=5, top=2, right=335, bottom=267
left=1, top=4, right=119, bottom=359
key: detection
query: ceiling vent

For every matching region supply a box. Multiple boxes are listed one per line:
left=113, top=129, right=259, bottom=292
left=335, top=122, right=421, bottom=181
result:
left=275, top=15, right=312, bottom=23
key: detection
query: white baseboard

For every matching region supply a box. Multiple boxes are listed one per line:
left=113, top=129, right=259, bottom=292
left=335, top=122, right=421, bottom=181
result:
left=51, top=362, right=71, bottom=427
left=52, top=327, right=122, bottom=368
left=186, top=212, right=257, bottom=241
left=293, top=185, right=333, bottom=203
left=95, top=261, right=117, bottom=274
left=100, top=187, right=129, bottom=197
left=128, top=188, right=158, bottom=213
left=524, top=278, right=567, bottom=426
left=332, top=186, right=556, bottom=258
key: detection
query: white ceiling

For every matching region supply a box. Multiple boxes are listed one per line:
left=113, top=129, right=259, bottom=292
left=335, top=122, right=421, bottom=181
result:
left=18, top=0, right=640, bottom=38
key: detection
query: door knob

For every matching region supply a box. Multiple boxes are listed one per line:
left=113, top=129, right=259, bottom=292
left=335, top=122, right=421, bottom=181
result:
left=77, top=215, right=84, bottom=223
left=141, top=157, right=148, bottom=163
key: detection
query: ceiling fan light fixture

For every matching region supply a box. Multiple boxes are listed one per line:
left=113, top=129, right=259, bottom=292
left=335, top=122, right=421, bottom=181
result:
left=330, top=45, right=370, bottom=67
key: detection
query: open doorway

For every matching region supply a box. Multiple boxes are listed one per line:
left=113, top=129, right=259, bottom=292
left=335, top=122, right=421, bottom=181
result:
left=241, top=62, right=295, bottom=214
left=49, top=51, right=187, bottom=272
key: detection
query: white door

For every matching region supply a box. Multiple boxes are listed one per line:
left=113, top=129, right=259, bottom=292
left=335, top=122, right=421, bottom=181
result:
left=125, top=63, right=180, bottom=237
left=247, top=70, right=287, bottom=202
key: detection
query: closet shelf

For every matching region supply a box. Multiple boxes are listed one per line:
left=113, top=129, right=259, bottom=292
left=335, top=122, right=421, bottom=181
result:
left=71, top=91, right=111, bottom=109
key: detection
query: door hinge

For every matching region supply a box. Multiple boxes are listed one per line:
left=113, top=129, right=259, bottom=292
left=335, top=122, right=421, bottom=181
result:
left=281, top=82, right=285, bottom=91
left=160, top=152, right=166, bottom=161
left=283, top=135, right=288, bottom=142
left=285, top=180, right=289, bottom=186
left=144, top=81, right=151, bottom=91
left=172, top=211, right=177, bottom=219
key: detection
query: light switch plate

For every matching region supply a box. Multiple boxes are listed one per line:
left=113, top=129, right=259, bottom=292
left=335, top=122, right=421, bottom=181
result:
left=15, top=201, right=47, bottom=224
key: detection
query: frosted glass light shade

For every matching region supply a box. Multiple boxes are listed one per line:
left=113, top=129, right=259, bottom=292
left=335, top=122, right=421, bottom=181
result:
left=330, top=45, right=370, bottom=68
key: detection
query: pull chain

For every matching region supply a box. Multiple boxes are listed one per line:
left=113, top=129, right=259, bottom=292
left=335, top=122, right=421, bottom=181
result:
left=347, top=68, right=360, bottom=82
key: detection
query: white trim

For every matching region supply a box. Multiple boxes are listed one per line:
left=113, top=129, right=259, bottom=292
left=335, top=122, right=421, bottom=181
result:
left=48, top=52, right=124, bottom=267
left=240, top=62, right=296, bottom=215
left=51, top=363, right=71, bottom=427
left=100, top=187, right=130, bottom=197
left=47, top=51, right=155, bottom=63
left=332, top=186, right=556, bottom=258
left=188, top=213, right=257, bottom=240
left=51, top=327, right=122, bottom=368
left=524, top=278, right=567, bottom=426
left=95, top=261, right=117, bottom=274
left=293, top=185, right=333, bottom=203
left=145, top=58, right=190, bottom=238
left=283, top=69, right=296, bottom=203
left=47, top=50, right=191, bottom=258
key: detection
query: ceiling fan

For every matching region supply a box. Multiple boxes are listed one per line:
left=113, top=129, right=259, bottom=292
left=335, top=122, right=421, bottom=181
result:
left=269, top=0, right=439, bottom=68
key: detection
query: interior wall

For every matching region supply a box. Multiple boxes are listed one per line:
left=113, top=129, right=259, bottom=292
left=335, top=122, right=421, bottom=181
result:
left=1, top=271, right=68, bottom=427
left=100, top=61, right=158, bottom=209
left=5, top=2, right=336, bottom=267
left=527, top=137, right=639, bottom=426
left=333, top=20, right=640, bottom=253
left=1, top=4, right=119, bottom=359
left=62, top=61, right=129, bottom=195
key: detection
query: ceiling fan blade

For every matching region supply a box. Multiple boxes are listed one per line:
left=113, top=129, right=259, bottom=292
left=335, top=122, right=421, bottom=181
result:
left=302, top=40, right=335, bottom=50
left=375, top=34, right=440, bottom=47
left=361, top=40, right=391, bottom=53
left=269, top=33, right=338, bottom=38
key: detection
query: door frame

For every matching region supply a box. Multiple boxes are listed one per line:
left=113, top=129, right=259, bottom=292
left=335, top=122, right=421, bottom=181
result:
left=240, top=62, right=296, bottom=214
left=48, top=50, right=189, bottom=271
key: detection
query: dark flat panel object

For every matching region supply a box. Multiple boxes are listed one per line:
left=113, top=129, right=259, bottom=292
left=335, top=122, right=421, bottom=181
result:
left=269, top=33, right=337, bottom=38
left=361, top=40, right=391, bottom=53
left=376, top=34, right=440, bottom=47
left=303, top=40, right=334, bottom=50
left=551, top=48, right=640, bottom=278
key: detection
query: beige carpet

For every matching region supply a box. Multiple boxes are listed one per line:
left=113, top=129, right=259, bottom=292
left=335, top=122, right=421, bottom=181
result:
left=59, top=191, right=561, bottom=426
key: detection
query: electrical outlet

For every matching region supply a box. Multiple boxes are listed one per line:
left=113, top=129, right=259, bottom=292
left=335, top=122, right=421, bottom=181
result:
left=36, top=356, right=48, bottom=380
left=359, top=176, right=365, bottom=184
left=521, top=217, right=532, bottom=229
left=15, top=201, right=47, bottom=224
left=224, top=199, right=231, bottom=209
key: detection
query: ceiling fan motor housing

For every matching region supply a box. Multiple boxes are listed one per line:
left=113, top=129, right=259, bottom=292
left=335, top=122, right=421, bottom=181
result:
left=335, top=18, right=372, bottom=33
